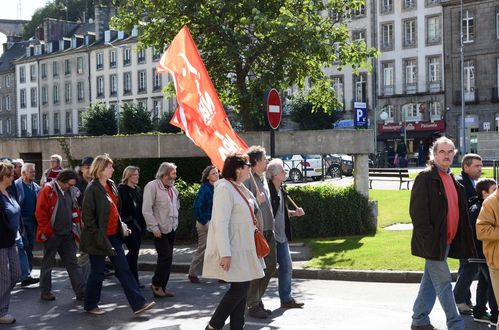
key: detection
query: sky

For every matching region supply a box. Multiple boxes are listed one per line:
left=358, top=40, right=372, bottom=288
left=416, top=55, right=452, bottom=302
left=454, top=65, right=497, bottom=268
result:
left=0, top=0, right=49, bottom=54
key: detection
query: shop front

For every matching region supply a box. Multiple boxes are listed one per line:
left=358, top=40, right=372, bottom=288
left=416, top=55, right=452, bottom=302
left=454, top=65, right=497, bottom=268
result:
left=377, top=120, right=445, bottom=166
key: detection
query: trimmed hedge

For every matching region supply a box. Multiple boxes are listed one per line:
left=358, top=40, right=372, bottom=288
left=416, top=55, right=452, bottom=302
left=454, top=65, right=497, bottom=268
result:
left=171, top=182, right=375, bottom=241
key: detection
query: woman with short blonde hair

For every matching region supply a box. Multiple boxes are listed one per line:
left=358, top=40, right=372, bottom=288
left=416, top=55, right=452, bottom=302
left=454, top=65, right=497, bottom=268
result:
left=89, top=154, right=113, bottom=180
left=121, top=166, right=140, bottom=184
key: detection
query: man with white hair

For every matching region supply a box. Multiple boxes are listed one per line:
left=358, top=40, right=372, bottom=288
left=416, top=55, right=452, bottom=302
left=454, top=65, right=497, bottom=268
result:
left=410, top=137, right=477, bottom=330
left=266, top=159, right=305, bottom=310
left=14, top=163, right=41, bottom=286
left=40, top=154, right=63, bottom=186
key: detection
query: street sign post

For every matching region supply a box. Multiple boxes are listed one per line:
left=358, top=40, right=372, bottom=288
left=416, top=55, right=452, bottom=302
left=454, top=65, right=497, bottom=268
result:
left=264, top=88, right=283, bottom=157
left=354, top=102, right=368, bottom=129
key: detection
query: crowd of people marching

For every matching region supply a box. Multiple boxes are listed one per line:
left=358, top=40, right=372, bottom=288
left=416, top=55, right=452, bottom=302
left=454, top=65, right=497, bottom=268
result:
left=0, top=145, right=305, bottom=330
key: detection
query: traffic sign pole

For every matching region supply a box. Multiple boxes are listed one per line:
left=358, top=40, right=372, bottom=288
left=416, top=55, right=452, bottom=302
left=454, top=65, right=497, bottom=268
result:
left=264, top=88, right=282, bottom=158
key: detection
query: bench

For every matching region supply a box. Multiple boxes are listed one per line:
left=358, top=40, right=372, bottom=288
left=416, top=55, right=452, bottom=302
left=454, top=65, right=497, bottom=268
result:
left=368, top=168, right=414, bottom=190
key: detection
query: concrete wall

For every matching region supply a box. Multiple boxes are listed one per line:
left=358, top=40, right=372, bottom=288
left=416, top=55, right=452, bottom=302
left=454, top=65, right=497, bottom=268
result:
left=477, top=132, right=499, bottom=159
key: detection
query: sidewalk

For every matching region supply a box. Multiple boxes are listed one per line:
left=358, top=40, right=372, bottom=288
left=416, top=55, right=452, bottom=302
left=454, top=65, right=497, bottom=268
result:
left=31, top=240, right=441, bottom=283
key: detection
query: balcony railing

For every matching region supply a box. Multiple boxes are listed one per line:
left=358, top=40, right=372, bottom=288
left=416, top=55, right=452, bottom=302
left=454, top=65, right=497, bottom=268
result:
left=405, top=83, right=417, bottom=94
left=383, top=85, right=394, bottom=96
left=428, top=81, right=441, bottom=93
left=454, top=89, right=479, bottom=105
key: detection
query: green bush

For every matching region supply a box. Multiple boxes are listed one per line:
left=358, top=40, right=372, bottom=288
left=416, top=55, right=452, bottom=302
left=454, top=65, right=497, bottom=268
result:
left=286, top=184, right=375, bottom=239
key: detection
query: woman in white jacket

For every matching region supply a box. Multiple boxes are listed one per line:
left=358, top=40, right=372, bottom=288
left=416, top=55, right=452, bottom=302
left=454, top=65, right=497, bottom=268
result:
left=203, top=153, right=265, bottom=330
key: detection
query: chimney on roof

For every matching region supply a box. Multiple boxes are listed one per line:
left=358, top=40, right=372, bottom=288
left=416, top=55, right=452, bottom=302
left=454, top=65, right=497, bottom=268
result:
left=94, top=5, right=117, bottom=41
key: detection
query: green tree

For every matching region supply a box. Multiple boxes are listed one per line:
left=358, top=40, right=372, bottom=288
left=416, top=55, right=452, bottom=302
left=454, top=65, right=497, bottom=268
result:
left=288, top=92, right=342, bottom=130
left=112, top=0, right=378, bottom=131
left=84, top=102, right=117, bottom=136
left=120, top=103, right=153, bottom=134
left=155, top=113, right=181, bottom=133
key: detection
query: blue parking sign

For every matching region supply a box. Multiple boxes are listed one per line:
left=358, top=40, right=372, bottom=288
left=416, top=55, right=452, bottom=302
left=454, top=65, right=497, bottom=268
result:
left=354, top=102, right=367, bottom=128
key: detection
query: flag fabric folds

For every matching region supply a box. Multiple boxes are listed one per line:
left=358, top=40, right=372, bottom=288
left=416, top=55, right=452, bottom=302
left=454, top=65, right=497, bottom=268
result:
left=156, top=25, right=248, bottom=170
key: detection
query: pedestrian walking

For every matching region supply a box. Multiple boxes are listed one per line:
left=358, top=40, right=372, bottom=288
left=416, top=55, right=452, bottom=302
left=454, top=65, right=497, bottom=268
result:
left=245, top=146, right=276, bottom=318
left=267, top=159, right=306, bottom=310
left=14, top=163, right=40, bottom=287
left=0, top=162, right=21, bottom=324
left=35, top=169, right=86, bottom=301
left=142, top=162, right=179, bottom=298
left=79, top=154, right=154, bottom=315
left=410, top=137, right=477, bottom=330
left=188, top=165, right=219, bottom=284
left=118, top=166, right=146, bottom=288
left=203, top=153, right=265, bottom=330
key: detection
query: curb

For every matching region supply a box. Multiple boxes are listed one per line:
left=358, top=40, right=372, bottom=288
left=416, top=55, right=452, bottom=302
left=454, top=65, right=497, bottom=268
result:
left=32, top=256, right=458, bottom=284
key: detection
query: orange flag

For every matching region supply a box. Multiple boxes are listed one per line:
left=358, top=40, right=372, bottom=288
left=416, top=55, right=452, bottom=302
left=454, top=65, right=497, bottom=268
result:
left=156, top=26, right=248, bottom=170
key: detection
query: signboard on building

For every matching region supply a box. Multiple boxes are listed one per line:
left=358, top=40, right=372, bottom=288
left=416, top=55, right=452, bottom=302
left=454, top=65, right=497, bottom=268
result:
left=378, top=120, right=445, bottom=133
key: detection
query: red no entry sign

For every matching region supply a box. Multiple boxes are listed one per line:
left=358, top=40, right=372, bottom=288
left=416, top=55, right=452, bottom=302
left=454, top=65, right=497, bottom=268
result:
left=265, top=88, right=282, bottom=130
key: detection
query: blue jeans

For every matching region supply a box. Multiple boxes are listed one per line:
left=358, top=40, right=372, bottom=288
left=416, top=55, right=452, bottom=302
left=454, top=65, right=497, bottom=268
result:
left=22, top=217, right=37, bottom=271
left=84, top=235, right=146, bottom=312
left=276, top=241, right=293, bottom=304
left=15, top=237, right=30, bottom=281
left=412, top=246, right=464, bottom=330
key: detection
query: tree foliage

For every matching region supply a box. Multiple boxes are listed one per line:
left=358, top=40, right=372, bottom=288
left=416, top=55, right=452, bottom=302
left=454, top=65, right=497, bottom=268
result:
left=84, top=102, right=117, bottom=136
left=120, top=103, right=152, bottom=134
left=288, top=92, right=343, bottom=130
left=111, top=0, right=378, bottom=131
left=155, top=113, right=181, bottom=133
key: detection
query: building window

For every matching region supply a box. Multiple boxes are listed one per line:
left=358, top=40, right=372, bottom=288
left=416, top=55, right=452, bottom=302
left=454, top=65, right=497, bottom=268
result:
left=77, top=56, right=84, bottom=74
left=41, top=63, right=47, bottom=79
left=0, top=97, right=2, bottom=111
left=19, top=67, right=25, bottom=83
left=5, top=75, right=10, bottom=88
left=20, top=89, right=26, bottom=108
left=110, top=74, right=117, bottom=96
left=331, top=76, right=344, bottom=109
left=124, top=72, right=131, bottom=94
left=152, top=49, right=161, bottom=61
left=78, top=110, right=84, bottom=132
left=65, top=83, right=72, bottom=103
left=31, top=114, right=38, bottom=136
left=6, top=118, right=11, bottom=134
left=97, top=76, right=104, bottom=97
left=428, top=56, right=441, bottom=92
left=110, top=50, right=117, bottom=68
left=20, top=115, right=27, bottom=136
left=42, top=114, right=48, bottom=134
left=463, top=10, right=474, bottom=43
left=124, top=47, right=131, bottom=66
left=429, top=102, right=442, bottom=121
left=352, top=30, right=366, bottom=42
left=96, top=52, right=104, bottom=70
left=138, top=49, right=146, bottom=64
left=64, top=59, right=71, bottom=75
left=382, top=105, right=395, bottom=123
left=54, top=113, right=60, bottom=134
left=53, top=84, right=59, bottom=104
left=30, top=87, right=37, bottom=107
left=152, top=99, right=162, bottom=122
left=353, top=73, right=367, bottom=102
left=42, top=86, right=48, bottom=105
left=403, top=19, right=417, bottom=47
left=404, top=59, right=417, bottom=93
left=464, top=60, right=475, bottom=102
left=66, top=112, right=72, bottom=133
left=153, top=70, right=162, bottom=90
left=351, top=5, right=365, bottom=18
left=30, top=64, right=36, bottom=82
left=426, top=0, right=440, bottom=6
left=497, top=9, right=499, bottom=39
left=427, top=15, right=441, bottom=44
left=5, top=96, right=10, bottom=111
left=52, top=61, right=59, bottom=77
left=381, top=0, right=393, bottom=14
left=381, top=23, right=394, bottom=50
left=382, top=62, right=394, bottom=96
left=138, top=70, right=146, bottom=92
left=402, top=103, right=421, bottom=122
left=403, top=0, right=416, bottom=10
left=77, top=82, right=84, bottom=101
left=0, top=120, right=3, bottom=135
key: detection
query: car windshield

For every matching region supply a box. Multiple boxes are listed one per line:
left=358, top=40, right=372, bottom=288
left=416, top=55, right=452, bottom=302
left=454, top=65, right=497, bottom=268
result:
left=302, top=154, right=321, bottom=159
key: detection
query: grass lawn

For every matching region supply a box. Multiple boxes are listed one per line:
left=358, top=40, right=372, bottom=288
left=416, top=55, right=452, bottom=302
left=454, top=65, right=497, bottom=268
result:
left=369, top=190, right=411, bottom=228
left=306, top=229, right=459, bottom=271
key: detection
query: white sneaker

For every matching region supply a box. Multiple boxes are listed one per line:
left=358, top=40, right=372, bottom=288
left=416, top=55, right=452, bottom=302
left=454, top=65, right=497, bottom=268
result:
left=0, top=314, right=16, bottom=324
left=134, top=301, right=155, bottom=315
left=457, top=303, right=473, bottom=315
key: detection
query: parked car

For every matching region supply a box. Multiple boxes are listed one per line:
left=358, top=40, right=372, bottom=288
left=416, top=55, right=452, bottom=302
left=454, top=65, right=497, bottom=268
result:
left=324, top=154, right=354, bottom=177
left=281, top=154, right=324, bottom=182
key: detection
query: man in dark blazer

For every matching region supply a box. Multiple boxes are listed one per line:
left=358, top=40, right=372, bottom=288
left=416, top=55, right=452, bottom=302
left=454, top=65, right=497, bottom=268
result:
left=410, top=137, right=476, bottom=330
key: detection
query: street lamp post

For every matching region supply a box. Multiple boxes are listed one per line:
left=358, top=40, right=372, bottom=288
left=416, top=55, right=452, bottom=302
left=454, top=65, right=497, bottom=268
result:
left=105, top=42, right=123, bottom=134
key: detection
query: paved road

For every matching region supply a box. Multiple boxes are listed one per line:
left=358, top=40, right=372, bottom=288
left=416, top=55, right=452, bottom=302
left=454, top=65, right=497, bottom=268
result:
left=5, top=270, right=492, bottom=330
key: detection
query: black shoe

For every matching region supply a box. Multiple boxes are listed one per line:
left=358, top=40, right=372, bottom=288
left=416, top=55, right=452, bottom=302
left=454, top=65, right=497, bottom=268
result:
left=259, top=301, right=272, bottom=315
left=410, top=325, right=436, bottom=330
left=21, top=276, right=39, bottom=287
left=248, top=306, right=268, bottom=319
